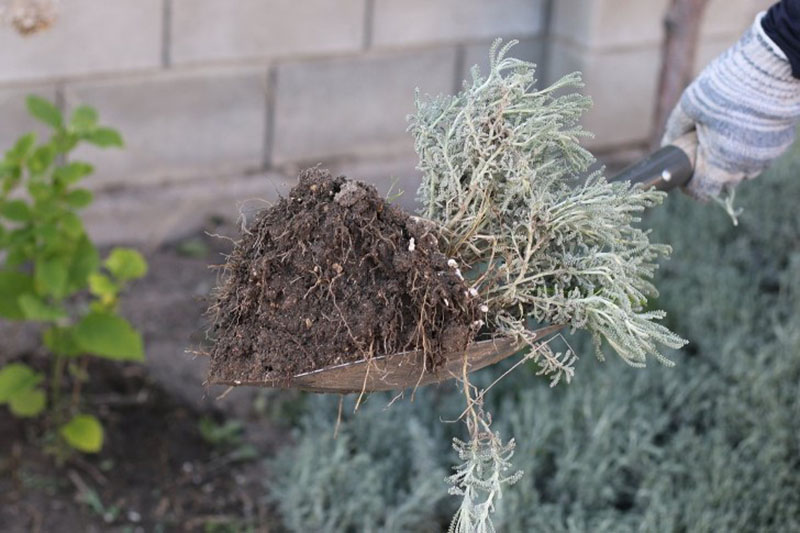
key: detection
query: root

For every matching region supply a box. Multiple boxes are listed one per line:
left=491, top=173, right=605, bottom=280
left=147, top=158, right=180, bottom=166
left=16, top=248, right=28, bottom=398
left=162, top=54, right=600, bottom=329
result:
left=333, top=395, right=344, bottom=439
left=206, top=168, right=478, bottom=384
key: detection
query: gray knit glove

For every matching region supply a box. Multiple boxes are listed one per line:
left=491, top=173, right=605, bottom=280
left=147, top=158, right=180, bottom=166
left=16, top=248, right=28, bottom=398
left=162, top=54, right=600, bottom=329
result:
left=663, top=13, right=800, bottom=201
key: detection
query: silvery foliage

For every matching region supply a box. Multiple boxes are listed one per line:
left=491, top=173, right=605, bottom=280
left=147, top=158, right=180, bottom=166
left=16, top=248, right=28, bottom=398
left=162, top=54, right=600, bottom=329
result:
left=409, top=40, right=686, bottom=383
left=448, top=432, right=522, bottom=533
left=407, top=39, right=689, bottom=531
left=268, top=394, right=451, bottom=533
left=269, top=147, right=800, bottom=532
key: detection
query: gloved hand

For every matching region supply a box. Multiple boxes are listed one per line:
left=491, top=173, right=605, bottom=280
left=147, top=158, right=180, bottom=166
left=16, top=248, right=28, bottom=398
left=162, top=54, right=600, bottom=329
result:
left=662, top=13, right=800, bottom=201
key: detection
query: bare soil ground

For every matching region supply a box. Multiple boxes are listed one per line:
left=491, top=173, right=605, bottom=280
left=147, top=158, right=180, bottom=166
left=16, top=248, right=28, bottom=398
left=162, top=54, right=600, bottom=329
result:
left=0, top=223, right=287, bottom=532
left=0, top=363, right=281, bottom=532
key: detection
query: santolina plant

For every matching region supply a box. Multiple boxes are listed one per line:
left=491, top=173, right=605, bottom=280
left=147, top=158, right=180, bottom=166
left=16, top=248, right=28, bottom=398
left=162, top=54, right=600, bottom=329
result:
left=411, top=40, right=685, bottom=376
left=408, top=40, right=685, bottom=531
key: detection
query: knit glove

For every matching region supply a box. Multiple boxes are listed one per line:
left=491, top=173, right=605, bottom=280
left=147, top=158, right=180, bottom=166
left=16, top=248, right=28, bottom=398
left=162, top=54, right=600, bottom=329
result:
left=663, top=13, right=800, bottom=201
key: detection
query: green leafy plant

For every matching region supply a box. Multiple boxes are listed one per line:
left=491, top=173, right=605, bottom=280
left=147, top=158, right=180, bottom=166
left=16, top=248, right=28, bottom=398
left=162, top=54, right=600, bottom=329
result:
left=198, top=417, right=259, bottom=465
left=199, top=417, right=248, bottom=450
left=0, top=95, right=146, bottom=455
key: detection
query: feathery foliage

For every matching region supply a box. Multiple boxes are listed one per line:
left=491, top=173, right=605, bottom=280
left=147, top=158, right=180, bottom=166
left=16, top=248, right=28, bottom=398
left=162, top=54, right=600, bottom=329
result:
left=269, top=396, right=450, bottom=533
left=409, top=40, right=685, bottom=377
left=408, top=40, right=686, bottom=529
left=448, top=431, right=522, bottom=533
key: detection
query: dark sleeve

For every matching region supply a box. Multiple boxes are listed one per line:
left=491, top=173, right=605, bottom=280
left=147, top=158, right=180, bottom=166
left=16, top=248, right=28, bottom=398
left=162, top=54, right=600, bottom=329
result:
left=762, top=0, right=800, bottom=78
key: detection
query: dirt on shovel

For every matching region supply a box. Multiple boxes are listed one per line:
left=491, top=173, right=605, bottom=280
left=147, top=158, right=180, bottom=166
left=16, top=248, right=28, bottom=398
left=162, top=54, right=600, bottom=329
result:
left=207, top=168, right=480, bottom=385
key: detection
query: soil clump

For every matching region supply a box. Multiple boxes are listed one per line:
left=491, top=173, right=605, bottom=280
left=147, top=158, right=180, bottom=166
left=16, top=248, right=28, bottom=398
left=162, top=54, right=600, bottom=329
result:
left=208, top=168, right=479, bottom=383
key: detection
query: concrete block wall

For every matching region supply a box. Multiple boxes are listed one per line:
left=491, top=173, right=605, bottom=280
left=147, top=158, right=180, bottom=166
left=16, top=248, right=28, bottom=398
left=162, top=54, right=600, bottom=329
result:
left=0, top=0, right=771, bottom=244
left=547, top=0, right=773, bottom=149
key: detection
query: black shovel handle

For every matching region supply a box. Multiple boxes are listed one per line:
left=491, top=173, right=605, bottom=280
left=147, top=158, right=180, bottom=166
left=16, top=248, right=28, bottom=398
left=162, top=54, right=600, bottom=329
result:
left=610, top=132, right=697, bottom=190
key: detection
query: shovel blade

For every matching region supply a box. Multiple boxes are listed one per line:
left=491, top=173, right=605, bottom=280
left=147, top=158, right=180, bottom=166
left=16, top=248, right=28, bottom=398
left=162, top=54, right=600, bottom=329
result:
left=209, top=324, right=563, bottom=393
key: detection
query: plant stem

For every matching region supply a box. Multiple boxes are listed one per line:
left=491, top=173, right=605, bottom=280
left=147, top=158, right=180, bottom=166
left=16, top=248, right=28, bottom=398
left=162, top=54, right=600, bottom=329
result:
left=50, top=352, right=67, bottom=423
left=71, top=356, right=88, bottom=411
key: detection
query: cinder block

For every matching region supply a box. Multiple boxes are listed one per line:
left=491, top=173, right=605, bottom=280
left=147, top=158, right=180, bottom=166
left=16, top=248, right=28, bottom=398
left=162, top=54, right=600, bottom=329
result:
left=64, top=67, right=267, bottom=188
left=552, top=0, right=671, bottom=49
left=84, top=171, right=295, bottom=245
left=550, top=0, right=595, bottom=47
left=547, top=42, right=661, bottom=148
left=701, top=0, right=772, bottom=39
left=461, top=38, right=544, bottom=85
left=0, top=0, right=161, bottom=82
left=552, top=0, right=767, bottom=52
left=0, top=85, right=57, bottom=150
left=372, top=0, right=545, bottom=48
left=318, top=151, right=423, bottom=212
left=271, top=48, right=457, bottom=165
left=171, top=0, right=365, bottom=65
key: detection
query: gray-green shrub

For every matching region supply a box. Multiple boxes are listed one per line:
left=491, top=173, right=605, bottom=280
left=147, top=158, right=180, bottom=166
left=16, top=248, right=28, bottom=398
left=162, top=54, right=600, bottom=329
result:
left=268, top=133, right=800, bottom=533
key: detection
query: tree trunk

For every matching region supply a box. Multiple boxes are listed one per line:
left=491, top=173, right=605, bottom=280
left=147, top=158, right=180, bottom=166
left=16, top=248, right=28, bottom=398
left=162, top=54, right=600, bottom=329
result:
left=650, top=0, right=710, bottom=149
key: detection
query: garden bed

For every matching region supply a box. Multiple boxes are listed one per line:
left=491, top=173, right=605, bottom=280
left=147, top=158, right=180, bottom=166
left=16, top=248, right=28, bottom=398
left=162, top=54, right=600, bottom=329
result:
left=0, top=358, right=280, bottom=532
left=0, top=229, right=285, bottom=532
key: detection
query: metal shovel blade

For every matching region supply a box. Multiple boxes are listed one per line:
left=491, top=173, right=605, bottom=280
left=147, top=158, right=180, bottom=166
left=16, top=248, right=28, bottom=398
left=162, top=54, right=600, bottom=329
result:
left=209, top=324, right=564, bottom=394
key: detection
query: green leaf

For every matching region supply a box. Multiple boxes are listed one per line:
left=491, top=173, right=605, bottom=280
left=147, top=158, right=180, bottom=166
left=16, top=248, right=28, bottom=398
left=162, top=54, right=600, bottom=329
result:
left=70, top=106, right=99, bottom=131
left=8, top=228, right=33, bottom=249
left=67, top=234, right=99, bottom=291
left=5, top=248, right=28, bottom=268
left=105, top=248, right=147, bottom=281
left=1, top=166, right=21, bottom=195
left=0, top=363, right=43, bottom=403
left=0, top=199, right=31, bottom=222
left=67, top=360, right=89, bottom=381
left=5, top=132, right=36, bottom=163
left=64, top=188, right=93, bottom=208
left=44, top=326, right=82, bottom=357
left=52, top=131, right=79, bottom=154
left=74, top=312, right=144, bottom=361
left=27, top=145, right=55, bottom=175
left=54, top=161, right=93, bottom=186
left=0, top=272, right=34, bottom=319
left=85, top=128, right=123, bottom=148
left=18, top=293, right=68, bottom=321
left=199, top=417, right=244, bottom=447
left=175, top=238, right=209, bottom=258
left=229, top=443, right=259, bottom=462
left=88, top=272, right=117, bottom=299
left=60, top=414, right=104, bottom=453
left=9, top=387, right=46, bottom=417
left=27, top=181, right=52, bottom=202
left=35, top=256, right=69, bottom=298
left=61, top=212, right=84, bottom=238
left=35, top=224, right=62, bottom=255
left=26, top=95, right=63, bottom=129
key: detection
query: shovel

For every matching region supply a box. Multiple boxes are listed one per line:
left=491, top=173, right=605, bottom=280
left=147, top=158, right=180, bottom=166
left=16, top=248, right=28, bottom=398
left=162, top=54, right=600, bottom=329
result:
left=209, top=134, right=697, bottom=394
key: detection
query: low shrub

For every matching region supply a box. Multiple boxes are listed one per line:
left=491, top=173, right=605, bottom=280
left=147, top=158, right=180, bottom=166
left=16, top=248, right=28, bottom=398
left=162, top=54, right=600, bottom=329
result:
left=268, top=144, right=800, bottom=531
